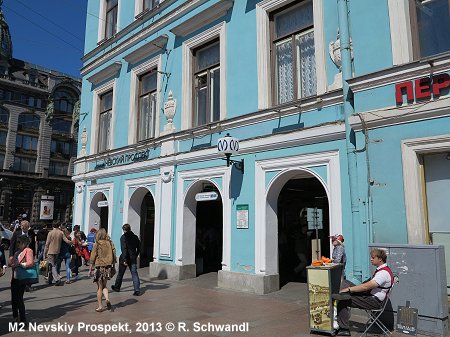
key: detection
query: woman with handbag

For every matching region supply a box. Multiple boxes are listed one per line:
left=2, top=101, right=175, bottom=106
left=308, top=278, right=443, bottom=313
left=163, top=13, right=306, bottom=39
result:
left=10, top=235, right=34, bottom=323
left=88, top=228, right=116, bottom=312
left=56, top=228, right=73, bottom=284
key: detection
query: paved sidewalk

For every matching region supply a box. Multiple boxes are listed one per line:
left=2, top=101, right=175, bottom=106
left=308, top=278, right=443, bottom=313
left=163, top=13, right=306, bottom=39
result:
left=0, top=266, right=442, bottom=337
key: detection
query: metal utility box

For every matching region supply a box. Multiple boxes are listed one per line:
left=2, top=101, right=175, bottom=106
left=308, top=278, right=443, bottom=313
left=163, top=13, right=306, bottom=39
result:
left=307, top=264, right=343, bottom=335
left=369, top=244, right=448, bottom=337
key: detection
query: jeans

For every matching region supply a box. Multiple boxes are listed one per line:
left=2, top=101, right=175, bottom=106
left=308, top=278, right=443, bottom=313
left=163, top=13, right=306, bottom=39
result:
left=37, top=241, right=46, bottom=261
left=11, top=278, right=26, bottom=322
left=56, top=255, right=71, bottom=282
left=114, top=262, right=140, bottom=293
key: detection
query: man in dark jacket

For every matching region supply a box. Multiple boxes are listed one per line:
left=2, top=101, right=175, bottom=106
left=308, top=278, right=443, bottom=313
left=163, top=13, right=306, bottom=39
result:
left=9, top=220, right=36, bottom=259
left=111, top=223, right=141, bottom=296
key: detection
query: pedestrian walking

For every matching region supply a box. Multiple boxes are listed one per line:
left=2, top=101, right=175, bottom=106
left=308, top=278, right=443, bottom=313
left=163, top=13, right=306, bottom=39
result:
left=9, top=220, right=36, bottom=263
left=36, top=224, right=51, bottom=262
left=56, top=227, right=73, bottom=284
left=111, top=223, right=141, bottom=296
left=43, top=223, right=72, bottom=286
left=88, top=228, right=116, bottom=312
left=86, top=228, right=97, bottom=253
left=9, top=235, right=34, bottom=324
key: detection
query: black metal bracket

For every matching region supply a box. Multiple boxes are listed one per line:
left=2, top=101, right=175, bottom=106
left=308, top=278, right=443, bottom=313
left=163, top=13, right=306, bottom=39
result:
left=223, top=153, right=244, bottom=174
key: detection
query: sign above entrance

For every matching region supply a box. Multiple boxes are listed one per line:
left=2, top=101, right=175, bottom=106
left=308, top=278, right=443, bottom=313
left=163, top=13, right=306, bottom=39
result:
left=195, top=192, right=219, bottom=202
left=97, top=201, right=108, bottom=207
left=94, top=148, right=151, bottom=170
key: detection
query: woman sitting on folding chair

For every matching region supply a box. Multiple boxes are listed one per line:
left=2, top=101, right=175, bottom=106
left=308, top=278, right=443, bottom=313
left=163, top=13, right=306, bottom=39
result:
left=333, top=248, right=393, bottom=336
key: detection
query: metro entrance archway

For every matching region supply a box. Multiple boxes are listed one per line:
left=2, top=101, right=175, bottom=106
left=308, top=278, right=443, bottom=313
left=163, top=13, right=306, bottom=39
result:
left=266, top=170, right=330, bottom=288
left=89, top=192, right=109, bottom=233
left=183, top=181, right=223, bottom=277
left=128, top=187, right=155, bottom=268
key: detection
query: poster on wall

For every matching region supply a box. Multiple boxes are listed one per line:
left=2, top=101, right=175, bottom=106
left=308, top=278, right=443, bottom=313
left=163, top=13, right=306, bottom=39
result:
left=40, top=196, right=54, bottom=220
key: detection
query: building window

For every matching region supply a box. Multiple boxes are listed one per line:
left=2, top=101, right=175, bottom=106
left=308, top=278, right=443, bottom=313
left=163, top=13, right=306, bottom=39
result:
left=13, top=156, right=36, bottom=173
left=54, top=88, right=76, bottom=114
left=105, top=0, right=118, bottom=39
left=51, top=140, right=71, bottom=158
left=16, top=134, right=38, bottom=152
left=271, top=1, right=316, bottom=105
left=98, top=90, right=113, bottom=152
left=52, top=119, right=73, bottom=134
left=18, top=113, right=40, bottom=130
left=410, top=0, right=450, bottom=58
left=0, top=108, right=8, bottom=125
left=0, top=131, right=6, bottom=146
left=49, top=161, right=68, bottom=176
left=0, top=153, right=4, bottom=169
left=143, top=0, right=159, bottom=11
left=193, top=41, right=220, bottom=127
left=138, top=70, right=157, bottom=141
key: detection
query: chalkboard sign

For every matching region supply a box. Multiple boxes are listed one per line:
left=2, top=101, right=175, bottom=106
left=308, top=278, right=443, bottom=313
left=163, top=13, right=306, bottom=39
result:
left=396, top=301, right=418, bottom=335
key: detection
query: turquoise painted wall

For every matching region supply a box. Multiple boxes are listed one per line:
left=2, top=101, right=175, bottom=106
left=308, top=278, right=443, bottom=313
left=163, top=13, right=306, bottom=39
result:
left=349, top=0, right=393, bottom=76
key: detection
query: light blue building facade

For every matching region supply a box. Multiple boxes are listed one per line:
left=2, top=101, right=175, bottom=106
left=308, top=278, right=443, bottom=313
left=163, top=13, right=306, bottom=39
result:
left=74, top=0, right=450, bottom=294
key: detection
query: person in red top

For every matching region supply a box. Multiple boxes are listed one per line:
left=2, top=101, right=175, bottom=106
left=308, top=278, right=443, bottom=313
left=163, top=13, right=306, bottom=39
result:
left=10, top=235, right=34, bottom=323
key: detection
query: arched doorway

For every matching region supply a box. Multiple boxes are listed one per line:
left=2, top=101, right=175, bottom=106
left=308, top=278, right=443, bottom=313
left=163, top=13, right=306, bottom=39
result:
left=128, top=187, right=155, bottom=268
left=267, top=170, right=330, bottom=287
left=89, top=192, right=109, bottom=233
left=183, top=180, right=223, bottom=276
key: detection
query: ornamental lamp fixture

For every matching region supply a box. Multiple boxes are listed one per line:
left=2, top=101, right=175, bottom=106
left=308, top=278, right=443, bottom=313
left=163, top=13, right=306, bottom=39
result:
left=217, top=133, right=244, bottom=173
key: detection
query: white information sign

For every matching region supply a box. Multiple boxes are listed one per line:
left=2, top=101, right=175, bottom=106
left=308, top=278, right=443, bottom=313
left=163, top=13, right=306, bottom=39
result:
left=237, top=204, right=249, bottom=229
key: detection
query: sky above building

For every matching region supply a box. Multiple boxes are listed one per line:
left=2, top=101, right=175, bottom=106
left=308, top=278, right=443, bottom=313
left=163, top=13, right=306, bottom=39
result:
left=2, top=0, right=87, bottom=78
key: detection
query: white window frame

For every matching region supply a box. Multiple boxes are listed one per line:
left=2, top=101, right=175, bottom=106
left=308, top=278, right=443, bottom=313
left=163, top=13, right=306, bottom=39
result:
left=401, top=135, right=450, bottom=244
left=256, top=0, right=326, bottom=109
left=135, top=0, right=165, bottom=17
left=387, top=0, right=414, bottom=65
left=98, top=0, right=121, bottom=42
left=181, top=22, right=226, bottom=130
left=128, top=55, right=162, bottom=144
left=90, top=80, right=117, bottom=154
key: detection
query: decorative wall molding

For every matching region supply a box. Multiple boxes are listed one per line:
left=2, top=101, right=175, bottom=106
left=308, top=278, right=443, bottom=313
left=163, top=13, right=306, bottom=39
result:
left=170, top=0, right=233, bottom=37
left=350, top=96, right=450, bottom=131
left=123, top=35, right=168, bottom=64
left=348, top=56, right=450, bottom=93
left=388, top=0, right=413, bottom=66
left=86, top=62, right=122, bottom=85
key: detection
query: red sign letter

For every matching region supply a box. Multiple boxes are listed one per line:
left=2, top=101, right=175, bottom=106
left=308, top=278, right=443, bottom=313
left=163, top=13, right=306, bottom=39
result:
left=415, top=78, right=432, bottom=100
left=395, top=82, right=414, bottom=105
left=432, top=73, right=450, bottom=97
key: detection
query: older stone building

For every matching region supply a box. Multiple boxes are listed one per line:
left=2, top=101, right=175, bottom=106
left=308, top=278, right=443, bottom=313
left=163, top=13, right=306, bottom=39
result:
left=0, top=4, right=80, bottom=225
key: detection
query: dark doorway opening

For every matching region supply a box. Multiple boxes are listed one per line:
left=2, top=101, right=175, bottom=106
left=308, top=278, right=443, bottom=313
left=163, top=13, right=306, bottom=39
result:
left=277, top=177, right=329, bottom=287
left=195, top=188, right=223, bottom=276
left=139, top=192, right=155, bottom=268
left=100, top=206, right=108, bottom=232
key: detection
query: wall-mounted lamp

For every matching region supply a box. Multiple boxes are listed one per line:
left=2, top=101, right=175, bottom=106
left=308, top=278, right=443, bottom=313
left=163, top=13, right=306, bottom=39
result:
left=217, top=133, right=244, bottom=174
